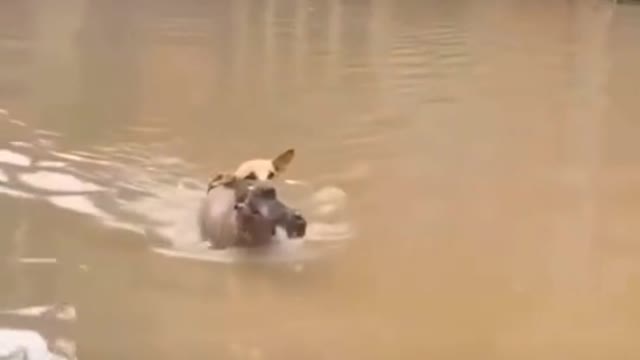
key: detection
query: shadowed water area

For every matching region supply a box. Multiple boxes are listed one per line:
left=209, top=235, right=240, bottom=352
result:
left=2, top=0, right=640, bottom=358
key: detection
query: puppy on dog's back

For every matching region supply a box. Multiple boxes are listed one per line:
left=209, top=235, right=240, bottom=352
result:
left=207, top=148, right=295, bottom=192
left=199, top=148, right=306, bottom=249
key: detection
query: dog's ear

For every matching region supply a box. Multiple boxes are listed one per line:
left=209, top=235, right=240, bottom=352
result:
left=271, top=148, right=295, bottom=173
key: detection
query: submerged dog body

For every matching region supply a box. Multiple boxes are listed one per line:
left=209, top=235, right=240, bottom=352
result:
left=198, top=177, right=306, bottom=249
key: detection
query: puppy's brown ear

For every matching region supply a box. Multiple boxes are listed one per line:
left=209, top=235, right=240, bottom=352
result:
left=207, top=173, right=224, bottom=193
left=272, top=148, right=295, bottom=173
left=207, top=172, right=237, bottom=193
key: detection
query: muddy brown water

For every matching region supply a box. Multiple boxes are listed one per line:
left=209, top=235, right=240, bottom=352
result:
left=2, top=0, right=640, bottom=359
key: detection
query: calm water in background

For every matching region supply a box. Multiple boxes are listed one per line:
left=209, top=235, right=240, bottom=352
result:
left=2, top=0, right=640, bottom=358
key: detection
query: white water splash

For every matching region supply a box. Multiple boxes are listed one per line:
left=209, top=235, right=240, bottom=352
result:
left=46, top=195, right=109, bottom=218
left=19, top=171, right=104, bottom=193
left=16, top=258, right=58, bottom=264
left=50, top=151, right=112, bottom=166
left=8, top=119, right=28, bottom=127
left=0, top=329, right=50, bottom=359
left=0, top=304, right=76, bottom=321
left=0, top=149, right=31, bottom=166
left=36, top=161, right=68, bottom=168
left=8, top=141, right=34, bottom=148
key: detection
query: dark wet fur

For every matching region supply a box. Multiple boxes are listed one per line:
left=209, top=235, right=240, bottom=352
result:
left=198, top=178, right=306, bottom=249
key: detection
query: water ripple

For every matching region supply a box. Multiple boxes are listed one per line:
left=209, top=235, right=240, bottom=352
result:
left=0, top=184, right=33, bottom=199
left=384, top=23, right=470, bottom=106
left=0, top=116, right=354, bottom=264
left=18, top=171, right=104, bottom=193
left=0, top=149, right=30, bottom=166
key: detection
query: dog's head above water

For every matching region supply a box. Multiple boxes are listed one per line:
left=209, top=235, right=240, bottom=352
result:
left=233, top=181, right=307, bottom=245
left=199, top=176, right=307, bottom=250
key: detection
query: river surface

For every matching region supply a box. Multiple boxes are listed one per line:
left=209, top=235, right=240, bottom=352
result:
left=2, top=0, right=640, bottom=359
